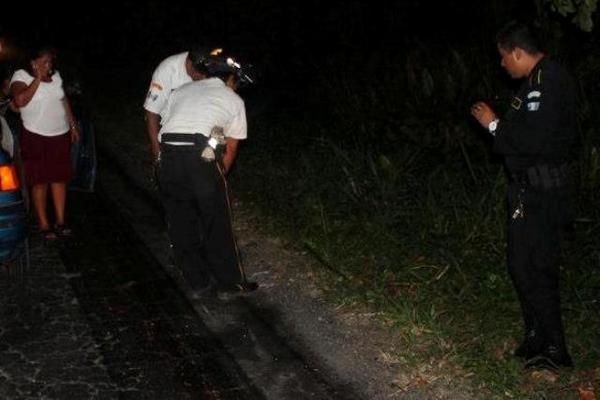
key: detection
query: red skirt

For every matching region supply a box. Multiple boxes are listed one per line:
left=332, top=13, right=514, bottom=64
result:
left=20, top=128, right=72, bottom=185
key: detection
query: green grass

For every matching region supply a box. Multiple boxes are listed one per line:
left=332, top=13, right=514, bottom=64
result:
left=226, top=42, right=600, bottom=398
left=230, top=109, right=600, bottom=399
left=88, top=49, right=600, bottom=398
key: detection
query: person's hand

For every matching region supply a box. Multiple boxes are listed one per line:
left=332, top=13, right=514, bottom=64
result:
left=31, top=61, right=44, bottom=80
left=32, top=61, right=52, bottom=80
left=470, top=101, right=497, bottom=129
left=151, top=146, right=160, bottom=164
left=70, top=122, right=80, bottom=143
left=148, top=156, right=160, bottom=191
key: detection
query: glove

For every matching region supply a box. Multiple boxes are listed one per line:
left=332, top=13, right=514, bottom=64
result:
left=200, top=126, right=226, bottom=162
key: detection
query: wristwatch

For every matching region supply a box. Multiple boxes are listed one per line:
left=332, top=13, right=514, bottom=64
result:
left=488, top=119, right=499, bottom=134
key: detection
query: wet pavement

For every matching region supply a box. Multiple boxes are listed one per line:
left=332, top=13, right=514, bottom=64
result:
left=0, top=191, right=262, bottom=399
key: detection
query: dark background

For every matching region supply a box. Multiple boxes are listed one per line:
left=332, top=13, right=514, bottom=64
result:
left=0, top=1, right=560, bottom=91
left=3, top=1, right=598, bottom=161
left=2, top=1, right=599, bottom=160
left=1, top=1, right=598, bottom=149
left=2, top=4, right=600, bottom=397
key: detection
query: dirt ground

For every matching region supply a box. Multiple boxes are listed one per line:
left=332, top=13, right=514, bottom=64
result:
left=232, top=207, right=477, bottom=400
left=93, top=122, right=479, bottom=400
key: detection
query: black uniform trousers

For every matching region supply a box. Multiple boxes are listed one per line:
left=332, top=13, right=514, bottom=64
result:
left=158, top=144, right=244, bottom=290
left=507, top=180, right=572, bottom=350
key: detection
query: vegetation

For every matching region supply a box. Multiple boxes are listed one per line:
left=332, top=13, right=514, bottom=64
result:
left=539, top=0, right=599, bottom=31
left=231, top=28, right=600, bottom=400
left=82, top=1, right=598, bottom=398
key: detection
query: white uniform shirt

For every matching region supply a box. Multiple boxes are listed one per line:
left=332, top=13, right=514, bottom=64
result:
left=10, top=69, right=69, bottom=136
left=143, top=52, right=192, bottom=119
left=159, top=78, right=247, bottom=142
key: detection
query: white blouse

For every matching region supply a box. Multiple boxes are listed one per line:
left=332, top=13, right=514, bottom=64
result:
left=10, top=69, right=69, bottom=136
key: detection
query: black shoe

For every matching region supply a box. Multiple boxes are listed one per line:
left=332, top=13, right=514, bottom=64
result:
left=514, top=330, right=543, bottom=359
left=525, top=346, right=573, bottom=371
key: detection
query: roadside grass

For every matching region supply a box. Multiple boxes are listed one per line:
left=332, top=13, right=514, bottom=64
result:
left=87, top=48, right=600, bottom=398
left=231, top=110, right=600, bottom=399
left=93, top=97, right=600, bottom=399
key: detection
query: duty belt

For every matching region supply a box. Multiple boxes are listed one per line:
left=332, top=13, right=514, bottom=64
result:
left=510, top=163, right=571, bottom=189
left=161, top=133, right=208, bottom=147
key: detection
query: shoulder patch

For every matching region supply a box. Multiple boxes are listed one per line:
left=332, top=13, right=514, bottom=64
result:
left=527, top=102, right=540, bottom=111
left=527, top=90, right=541, bottom=99
left=146, top=91, right=159, bottom=102
left=511, top=96, right=523, bottom=110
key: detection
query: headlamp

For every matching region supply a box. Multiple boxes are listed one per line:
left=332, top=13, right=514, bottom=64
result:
left=202, top=50, right=255, bottom=85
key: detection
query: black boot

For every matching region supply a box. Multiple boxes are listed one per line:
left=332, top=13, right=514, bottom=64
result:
left=525, top=328, right=573, bottom=371
left=525, top=345, right=573, bottom=371
left=514, top=329, right=543, bottom=359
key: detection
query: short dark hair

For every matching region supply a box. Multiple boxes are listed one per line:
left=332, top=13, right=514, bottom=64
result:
left=28, top=45, right=57, bottom=62
left=23, top=45, right=57, bottom=75
left=496, top=21, right=543, bottom=54
left=188, top=53, right=236, bottom=82
left=188, top=45, right=209, bottom=74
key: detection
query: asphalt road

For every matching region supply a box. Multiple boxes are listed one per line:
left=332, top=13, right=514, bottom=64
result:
left=0, top=155, right=353, bottom=399
left=0, top=189, right=262, bottom=399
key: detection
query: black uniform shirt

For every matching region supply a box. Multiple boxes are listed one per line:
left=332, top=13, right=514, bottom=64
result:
left=493, top=57, right=577, bottom=173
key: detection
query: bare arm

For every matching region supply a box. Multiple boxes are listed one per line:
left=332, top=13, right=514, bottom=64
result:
left=11, top=61, right=49, bottom=107
left=11, top=79, right=41, bottom=108
left=222, top=138, right=240, bottom=174
left=62, top=97, right=79, bottom=142
left=145, top=110, right=161, bottom=161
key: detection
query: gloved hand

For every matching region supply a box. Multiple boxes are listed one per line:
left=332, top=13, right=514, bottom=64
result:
left=200, top=126, right=226, bottom=162
left=149, top=156, right=160, bottom=192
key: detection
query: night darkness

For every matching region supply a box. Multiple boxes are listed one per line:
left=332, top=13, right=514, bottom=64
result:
left=2, top=2, right=600, bottom=397
left=4, top=1, right=595, bottom=125
left=0, top=1, right=545, bottom=93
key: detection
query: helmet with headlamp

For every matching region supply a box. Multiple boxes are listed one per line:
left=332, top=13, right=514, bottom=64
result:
left=194, top=48, right=255, bottom=85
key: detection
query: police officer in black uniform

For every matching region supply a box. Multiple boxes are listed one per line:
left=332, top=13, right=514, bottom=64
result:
left=471, top=21, right=577, bottom=371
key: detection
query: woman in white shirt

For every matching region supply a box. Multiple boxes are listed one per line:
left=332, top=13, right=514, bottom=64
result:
left=10, top=46, right=79, bottom=240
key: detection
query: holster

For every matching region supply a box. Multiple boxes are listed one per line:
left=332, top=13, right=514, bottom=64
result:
left=511, top=163, right=572, bottom=190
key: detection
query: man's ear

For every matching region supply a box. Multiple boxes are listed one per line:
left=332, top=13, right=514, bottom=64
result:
left=513, top=47, right=524, bottom=61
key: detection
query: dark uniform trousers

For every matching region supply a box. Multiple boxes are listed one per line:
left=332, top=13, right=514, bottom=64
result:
left=158, top=144, right=243, bottom=290
left=507, top=179, right=572, bottom=350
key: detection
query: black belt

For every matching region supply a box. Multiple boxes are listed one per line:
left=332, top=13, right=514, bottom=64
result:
left=161, top=133, right=208, bottom=146
left=510, top=163, right=571, bottom=189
